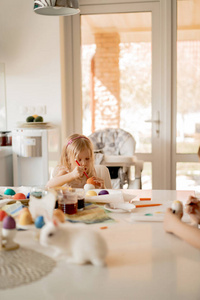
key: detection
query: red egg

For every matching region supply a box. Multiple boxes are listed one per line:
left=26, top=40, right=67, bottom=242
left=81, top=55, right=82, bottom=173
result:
left=0, top=210, right=7, bottom=222
left=12, top=193, right=26, bottom=200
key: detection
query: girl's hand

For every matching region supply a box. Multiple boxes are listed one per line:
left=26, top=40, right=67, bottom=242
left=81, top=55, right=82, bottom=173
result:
left=71, top=166, right=85, bottom=179
left=91, top=176, right=105, bottom=189
left=185, top=196, right=200, bottom=225
left=163, top=208, right=182, bottom=233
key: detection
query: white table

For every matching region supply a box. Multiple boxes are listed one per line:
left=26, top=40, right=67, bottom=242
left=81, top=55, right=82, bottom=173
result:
left=1, top=190, right=200, bottom=300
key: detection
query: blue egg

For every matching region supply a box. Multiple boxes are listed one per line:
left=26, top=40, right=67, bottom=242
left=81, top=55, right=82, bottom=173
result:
left=34, top=216, right=45, bottom=228
left=26, top=192, right=30, bottom=199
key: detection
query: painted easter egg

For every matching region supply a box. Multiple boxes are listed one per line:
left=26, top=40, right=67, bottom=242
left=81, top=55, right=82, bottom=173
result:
left=13, top=192, right=26, bottom=200
left=35, top=216, right=45, bottom=228
left=84, top=183, right=95, bottom=192
left=87, top=177, right=96, bottom=186
left=53, top=209, right=65, bottom=223
left=172, top=200, right=183, bottom=214
left=26, top=192, right=30, bottom=199
left=4, top=188, right=16, bottom=196
left=0, top=210, right=7, bottom=222
left=86, top=190, right=97, bottom=197
left=98, top=190, right=109, bottom=196
left=18, top=208, right=33, bottom=225
left=3, top=215, right=16, bottom=229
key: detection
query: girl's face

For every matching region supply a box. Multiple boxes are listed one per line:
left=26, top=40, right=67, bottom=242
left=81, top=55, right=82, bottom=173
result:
left=70, top=148, right=92, bottom=172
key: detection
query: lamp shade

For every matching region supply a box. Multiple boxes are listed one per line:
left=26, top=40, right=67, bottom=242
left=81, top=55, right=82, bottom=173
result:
left=34, top=0, right=80, bottom=16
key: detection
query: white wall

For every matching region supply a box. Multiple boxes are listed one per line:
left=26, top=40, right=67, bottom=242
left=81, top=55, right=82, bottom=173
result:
left=0, top=0, right=61, bottom=131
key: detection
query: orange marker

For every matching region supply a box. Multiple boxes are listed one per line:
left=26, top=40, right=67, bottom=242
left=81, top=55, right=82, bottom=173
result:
left=135, top=204, right=162, bottom=208
left=140, top=198, right=151, bottom=201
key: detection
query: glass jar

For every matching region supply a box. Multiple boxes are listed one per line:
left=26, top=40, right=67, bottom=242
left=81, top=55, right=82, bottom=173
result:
left=0, top=131, right=12, bottom=146
left=58, top=188, right=77, bottom=215
left=0, top=132, right=7, bottom=146
left=76, top=189, right=85, bottom=211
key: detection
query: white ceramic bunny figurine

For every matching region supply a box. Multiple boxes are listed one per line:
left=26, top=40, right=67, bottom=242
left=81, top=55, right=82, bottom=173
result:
left=40, top=219, right=108, bottom=267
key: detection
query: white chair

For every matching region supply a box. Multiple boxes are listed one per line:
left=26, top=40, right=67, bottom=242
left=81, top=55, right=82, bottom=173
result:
left=89, top=128, right=143, bottom=189
left=94, top=165, right=112, bottom=189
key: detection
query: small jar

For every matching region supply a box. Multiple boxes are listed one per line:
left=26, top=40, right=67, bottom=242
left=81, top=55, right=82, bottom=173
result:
left=76, top=189, right=85, bottom=211
left=0, top=132, right=7, bottom=146
left=58, top=188, right=77, bottom=215
left=0, top=131, right=12, bottom=146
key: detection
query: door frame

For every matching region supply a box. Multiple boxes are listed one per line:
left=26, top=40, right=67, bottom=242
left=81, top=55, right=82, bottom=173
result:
left=59, top=0, right=173, bottom=189
left=171, top=0, right=200, bottom=190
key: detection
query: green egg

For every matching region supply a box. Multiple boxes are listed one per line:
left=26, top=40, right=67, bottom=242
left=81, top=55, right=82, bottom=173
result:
left=4, top=188, right=16, bottom=196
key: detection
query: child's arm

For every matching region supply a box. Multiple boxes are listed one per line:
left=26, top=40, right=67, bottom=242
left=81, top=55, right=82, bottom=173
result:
left=46, top=166, right=85, bottom=188
left=164, top=208, right=200, bottom=250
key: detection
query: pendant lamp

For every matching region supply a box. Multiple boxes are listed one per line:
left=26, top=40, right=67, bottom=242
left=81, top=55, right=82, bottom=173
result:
left=34, top=0, right=80, bottom=16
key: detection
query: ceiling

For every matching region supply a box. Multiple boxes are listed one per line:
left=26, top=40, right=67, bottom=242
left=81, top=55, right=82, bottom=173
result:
left=81, top=0, right=200, bottom=45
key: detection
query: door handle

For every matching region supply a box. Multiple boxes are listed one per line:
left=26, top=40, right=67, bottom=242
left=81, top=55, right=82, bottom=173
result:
left=145, top=111, right=160, bottom=136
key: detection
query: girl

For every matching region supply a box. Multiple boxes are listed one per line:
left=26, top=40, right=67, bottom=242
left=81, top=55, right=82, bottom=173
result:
left=46, top=133, right=105, bottom=189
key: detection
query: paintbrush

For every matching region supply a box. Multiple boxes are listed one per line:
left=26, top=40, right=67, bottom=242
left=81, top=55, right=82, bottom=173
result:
left=75, top=160, right=89, bottom=178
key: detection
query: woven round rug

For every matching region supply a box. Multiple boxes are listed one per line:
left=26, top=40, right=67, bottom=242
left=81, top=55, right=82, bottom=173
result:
left=0, top=247, right=56, bottom=289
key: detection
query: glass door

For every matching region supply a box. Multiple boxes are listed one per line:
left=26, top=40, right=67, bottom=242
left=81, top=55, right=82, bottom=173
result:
left=60, top=1, right=171, bottom=189
left=81, top=12, right=153, bottom=189
left=172, top=0, right=200, bottom=191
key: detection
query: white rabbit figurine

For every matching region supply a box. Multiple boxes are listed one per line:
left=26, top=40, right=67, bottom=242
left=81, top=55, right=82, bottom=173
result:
left=40, top=219, right=108, bottom=267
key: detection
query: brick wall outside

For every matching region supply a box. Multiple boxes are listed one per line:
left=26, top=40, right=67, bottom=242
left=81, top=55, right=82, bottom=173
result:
left=92, top=32, right=120, bottom=131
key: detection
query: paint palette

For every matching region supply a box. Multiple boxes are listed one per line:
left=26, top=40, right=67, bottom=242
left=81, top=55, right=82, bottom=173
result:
left=104, top=202, right=135, bottom=213
left=84, top=189, right=124, bottom=204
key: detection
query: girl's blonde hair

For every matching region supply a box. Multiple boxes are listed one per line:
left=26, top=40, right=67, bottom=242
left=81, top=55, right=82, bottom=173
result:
left=60, top=133, right=95, bottom=177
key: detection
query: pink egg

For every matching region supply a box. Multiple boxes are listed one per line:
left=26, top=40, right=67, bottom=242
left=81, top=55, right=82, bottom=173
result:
left=3, top=216, right=16, bottom=229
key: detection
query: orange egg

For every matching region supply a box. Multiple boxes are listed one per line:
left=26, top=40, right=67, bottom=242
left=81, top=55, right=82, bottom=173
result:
left=13, top=193, right=26, bottom=200
left=87, top=177, right=96, bottom=186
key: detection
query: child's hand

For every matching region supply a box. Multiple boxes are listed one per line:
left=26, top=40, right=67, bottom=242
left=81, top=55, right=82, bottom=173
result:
left=91, top=176, right=105, bottom=189
left=185, top=196, right=200, bottom=225
left=163, top=208, right=182, bottom=233
left=72, top=166, right=85, bottom=179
